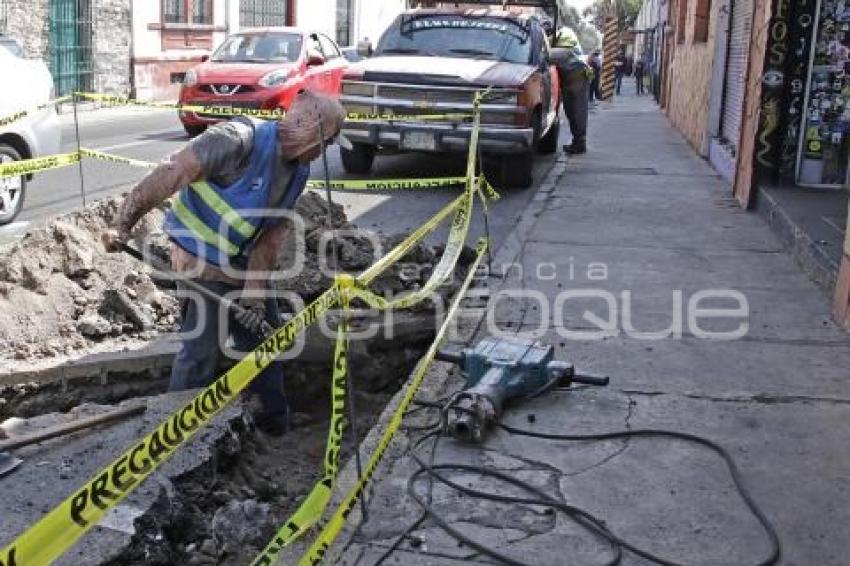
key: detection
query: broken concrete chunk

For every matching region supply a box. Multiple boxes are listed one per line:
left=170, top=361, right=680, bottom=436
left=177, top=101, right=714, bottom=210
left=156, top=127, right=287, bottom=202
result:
left=77, top=314, right=112, bottom=338
left=211, top=499, right=277, bottom=553
left=102, top=289, right=154, bottom=331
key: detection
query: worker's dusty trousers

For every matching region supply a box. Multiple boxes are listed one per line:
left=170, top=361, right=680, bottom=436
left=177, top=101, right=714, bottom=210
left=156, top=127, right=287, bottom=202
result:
left=562, top=79, right=589, bottom=144
left=169, top=281, right=289, bottom=424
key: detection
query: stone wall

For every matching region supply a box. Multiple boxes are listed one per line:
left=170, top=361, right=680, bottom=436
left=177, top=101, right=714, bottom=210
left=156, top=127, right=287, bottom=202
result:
left=92, top=0, right=131, bottom=95
left=0, top=0, right=130, bottom=95
left=664, top=0, right=718, bottom=154
left=2, top=0, right=50, bottom=61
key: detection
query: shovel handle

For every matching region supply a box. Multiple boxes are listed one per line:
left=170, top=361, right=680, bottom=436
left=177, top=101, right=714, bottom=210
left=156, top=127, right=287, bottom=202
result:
left=0, top=404, right=147, bottom=451
left=119, top=243, right=273, bottom=337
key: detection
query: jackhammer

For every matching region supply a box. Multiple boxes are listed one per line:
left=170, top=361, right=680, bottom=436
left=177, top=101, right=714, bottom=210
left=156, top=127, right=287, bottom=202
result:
left=436, top=336, right=609, bottom=443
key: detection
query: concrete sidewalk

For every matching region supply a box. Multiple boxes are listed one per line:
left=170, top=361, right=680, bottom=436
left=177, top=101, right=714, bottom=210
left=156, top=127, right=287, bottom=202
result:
left=326, top=92, right=850, bottom=565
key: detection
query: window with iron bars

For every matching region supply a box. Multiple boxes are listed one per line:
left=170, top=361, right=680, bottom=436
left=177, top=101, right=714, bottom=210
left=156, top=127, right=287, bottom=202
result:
left=162, top=0, right=213, bottom=25
left=240, top=0, right=288, bottom=27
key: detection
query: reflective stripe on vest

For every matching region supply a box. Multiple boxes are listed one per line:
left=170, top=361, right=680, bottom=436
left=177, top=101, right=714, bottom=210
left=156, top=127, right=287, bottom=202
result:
left=171, top=196, right=240, bottom=257
left=186, top=180, right=257, bottom=240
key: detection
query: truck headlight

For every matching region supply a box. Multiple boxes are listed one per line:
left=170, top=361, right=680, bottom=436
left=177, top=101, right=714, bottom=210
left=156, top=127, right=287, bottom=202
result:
left=184, top=69, right=198, bottom=86
left=342, top=82, right=375, bottom=96
left=259, top=70, right=290, bottom=88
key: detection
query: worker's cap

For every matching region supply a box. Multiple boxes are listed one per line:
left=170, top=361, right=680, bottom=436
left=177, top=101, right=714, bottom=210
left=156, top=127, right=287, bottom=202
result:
left=277, top=90, right=347, bottom=160
left=554, top=26, right=579, bottom=49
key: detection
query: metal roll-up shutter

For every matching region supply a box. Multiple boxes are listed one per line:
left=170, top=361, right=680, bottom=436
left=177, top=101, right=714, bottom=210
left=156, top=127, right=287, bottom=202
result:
left=721, top=0, right=753, bottom=151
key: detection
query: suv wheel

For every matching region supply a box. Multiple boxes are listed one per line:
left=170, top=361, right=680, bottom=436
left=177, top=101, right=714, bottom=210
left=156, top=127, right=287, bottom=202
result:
left=0, top=144, right=27, bottom=226
left=340, top=143, right=376, bottom=175
left=485, top=152, right=534, bottom=190
left=538, top=114, right=560, bottom=155
left=183, top=124, right=206, bottom=138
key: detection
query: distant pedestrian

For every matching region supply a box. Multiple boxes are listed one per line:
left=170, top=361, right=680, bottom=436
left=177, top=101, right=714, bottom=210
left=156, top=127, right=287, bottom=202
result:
left=634, top=59, right=645, bottom=95
left=614, top=50, right=626, bottom=95
left=587, top=50, right=602, bottom=102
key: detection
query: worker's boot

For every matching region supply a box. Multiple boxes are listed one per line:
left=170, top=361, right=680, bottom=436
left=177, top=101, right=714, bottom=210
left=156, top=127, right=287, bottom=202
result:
left=563, top=139, right=587, bottom=155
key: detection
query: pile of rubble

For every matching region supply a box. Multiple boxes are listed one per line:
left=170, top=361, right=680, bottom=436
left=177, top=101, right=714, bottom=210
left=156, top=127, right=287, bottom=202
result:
left=0, top=191, right=471, bottom=369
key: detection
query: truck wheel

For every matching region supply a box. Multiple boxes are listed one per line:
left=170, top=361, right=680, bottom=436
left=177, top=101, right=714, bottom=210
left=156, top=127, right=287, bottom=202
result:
left=486, top=152, right=534, bottom=190
left=340, top=143, right=376, bottom=174
left=183, top=123, right=206, bottom=138
left=538, top=115, right=560, bottom=155
left=0, top=144, right=27, bottom=226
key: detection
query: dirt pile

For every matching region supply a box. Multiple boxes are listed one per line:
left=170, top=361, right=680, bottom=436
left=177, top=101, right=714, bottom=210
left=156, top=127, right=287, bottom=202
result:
left=0, top=192, right=471, bottom=368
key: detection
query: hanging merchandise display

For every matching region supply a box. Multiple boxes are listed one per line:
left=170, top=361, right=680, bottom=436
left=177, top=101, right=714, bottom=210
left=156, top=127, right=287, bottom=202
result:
left=797, top=0, right=850, bottom=186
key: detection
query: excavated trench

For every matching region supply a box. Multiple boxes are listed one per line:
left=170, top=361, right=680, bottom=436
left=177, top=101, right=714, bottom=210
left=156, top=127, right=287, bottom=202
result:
left=0, top=192, right=472, bottom=564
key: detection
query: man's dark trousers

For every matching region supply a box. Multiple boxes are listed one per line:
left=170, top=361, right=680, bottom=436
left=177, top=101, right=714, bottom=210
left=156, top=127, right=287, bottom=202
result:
left=562, top=75, right=589, bottom=145
left=169, top=280, right=289, bottom=426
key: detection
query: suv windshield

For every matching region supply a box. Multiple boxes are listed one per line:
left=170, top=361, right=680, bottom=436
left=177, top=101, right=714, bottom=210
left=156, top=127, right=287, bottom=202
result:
left=375, top=15, right=533, bottom=64
left=211, top=32, right=302, bottom=63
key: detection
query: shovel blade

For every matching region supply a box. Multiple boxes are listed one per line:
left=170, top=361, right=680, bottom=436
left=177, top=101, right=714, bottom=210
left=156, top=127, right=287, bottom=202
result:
left=0, top=451, right=22, bottom=477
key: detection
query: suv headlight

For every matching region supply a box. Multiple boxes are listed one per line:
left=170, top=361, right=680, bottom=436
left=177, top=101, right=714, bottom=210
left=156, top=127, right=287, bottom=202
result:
left=184, top=69, right=198, bottom=86
left=259, top=69, right=290, bottom=88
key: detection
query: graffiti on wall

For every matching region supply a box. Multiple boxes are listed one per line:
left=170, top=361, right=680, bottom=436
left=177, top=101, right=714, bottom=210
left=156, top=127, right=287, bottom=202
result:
left=755, top=0, right=791, bottom=176
left=780, top=0, right=816, bottom=178
left=755, top=0, right=817, bottom=181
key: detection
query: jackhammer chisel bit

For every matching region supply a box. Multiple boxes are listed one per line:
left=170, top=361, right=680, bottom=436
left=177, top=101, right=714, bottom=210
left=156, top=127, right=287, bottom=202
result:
left=436, top=336, right=609, bottom=443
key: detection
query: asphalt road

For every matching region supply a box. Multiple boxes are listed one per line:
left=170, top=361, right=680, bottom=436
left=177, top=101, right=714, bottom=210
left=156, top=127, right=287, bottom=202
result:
left=0, top=106, right=560, bottom=253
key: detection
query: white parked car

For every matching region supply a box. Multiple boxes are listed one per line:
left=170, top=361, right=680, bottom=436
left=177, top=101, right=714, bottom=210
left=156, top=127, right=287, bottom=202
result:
left=0, top=44, right=61, bottom=225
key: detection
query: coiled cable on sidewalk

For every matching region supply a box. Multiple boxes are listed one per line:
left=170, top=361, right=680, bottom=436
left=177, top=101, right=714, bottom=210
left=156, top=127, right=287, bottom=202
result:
left=373, top=401, right=782, bottom=566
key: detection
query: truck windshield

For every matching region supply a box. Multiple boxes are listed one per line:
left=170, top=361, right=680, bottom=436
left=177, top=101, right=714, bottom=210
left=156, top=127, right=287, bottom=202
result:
left=211, top=33, right=302, bottom=63
left=375, top=15, right=533, bottom=64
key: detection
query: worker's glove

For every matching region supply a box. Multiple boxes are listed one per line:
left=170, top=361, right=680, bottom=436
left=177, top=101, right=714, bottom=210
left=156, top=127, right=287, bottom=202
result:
left=235, top=297, right=267, bottom=336
left=102, top=229, right=129, bottom=253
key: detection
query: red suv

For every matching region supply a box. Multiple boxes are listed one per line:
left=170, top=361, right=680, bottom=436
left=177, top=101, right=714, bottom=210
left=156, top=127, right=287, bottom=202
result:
left=179, top=27, right=347, bottom=136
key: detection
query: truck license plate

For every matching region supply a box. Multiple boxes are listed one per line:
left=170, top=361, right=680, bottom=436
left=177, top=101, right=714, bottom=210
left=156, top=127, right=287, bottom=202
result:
left=402, top=131, right=437, bottom=151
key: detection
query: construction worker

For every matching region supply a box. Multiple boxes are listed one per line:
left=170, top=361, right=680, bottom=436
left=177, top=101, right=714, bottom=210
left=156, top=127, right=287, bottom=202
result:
left=102, top=90, right=346, bottom=436
left=552, top=26, right=592, bottom=154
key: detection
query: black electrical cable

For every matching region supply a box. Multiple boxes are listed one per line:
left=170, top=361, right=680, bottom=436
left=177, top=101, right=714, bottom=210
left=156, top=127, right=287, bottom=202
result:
left=399, top=424, right=781, bottom=566
left=379, top=391, right=782, bottom=566
left=497, top=423, right=782, bottom=566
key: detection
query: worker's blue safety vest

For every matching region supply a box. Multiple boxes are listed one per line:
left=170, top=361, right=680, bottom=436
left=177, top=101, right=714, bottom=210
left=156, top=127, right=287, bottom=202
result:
left=164, top=120, right=309, bottom=268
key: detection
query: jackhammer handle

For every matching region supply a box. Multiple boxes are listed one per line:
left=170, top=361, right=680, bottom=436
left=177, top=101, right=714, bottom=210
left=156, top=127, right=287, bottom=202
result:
left=572, top=374, right=610, bottom=386
left=435, top=346, right=465, bottom=365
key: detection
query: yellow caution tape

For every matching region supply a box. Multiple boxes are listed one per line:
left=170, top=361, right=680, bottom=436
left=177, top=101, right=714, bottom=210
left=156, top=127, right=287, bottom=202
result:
left=298, top=238, right=488, bottom=566
left=0, top=95, right=71, bottom=128
left=345, top=112, right=473, bottom=122
left=0, top=287, right=341, bottom=566
left=78, top=147, right=469, bottom=193
left=74, top=92, right=286, bottom=120
left=0, top=152, right=80, bottom=180
left=306, top=177, right=466, bottom=190
left=251, top=275, right=356, bottom=565
left=79, top=147, right=158, bottom=170
left=251, top=90, right=491, bottom=564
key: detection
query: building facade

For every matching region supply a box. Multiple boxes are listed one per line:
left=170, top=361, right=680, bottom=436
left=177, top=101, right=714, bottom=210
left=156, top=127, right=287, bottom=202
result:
left=650, top=0, right=850, bottom=327
left=663, top=0, right=720, bottom=153
left=1, top=0, right=132, bottom=96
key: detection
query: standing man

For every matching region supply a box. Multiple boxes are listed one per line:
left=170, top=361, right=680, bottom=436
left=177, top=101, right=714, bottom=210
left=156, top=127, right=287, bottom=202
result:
left=587, top=50, right=602, bottom=103
left=103, top=91, right=346, bottom=436
left=553, top=26, right=592, bottom=155
left=614, top=48, right=627, bottom=95
left=634, top=57, right=646, bottom=96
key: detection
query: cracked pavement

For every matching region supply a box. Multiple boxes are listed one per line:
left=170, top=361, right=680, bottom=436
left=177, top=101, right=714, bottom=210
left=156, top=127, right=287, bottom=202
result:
left=322, top=93, right=850, bottom=565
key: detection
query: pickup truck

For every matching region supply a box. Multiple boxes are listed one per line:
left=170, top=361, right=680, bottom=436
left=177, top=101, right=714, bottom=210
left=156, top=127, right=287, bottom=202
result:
left=339, top=8, right=561, bottom=189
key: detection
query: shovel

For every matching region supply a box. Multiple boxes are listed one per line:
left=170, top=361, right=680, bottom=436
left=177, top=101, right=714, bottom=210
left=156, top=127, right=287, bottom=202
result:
left=118, top=243, right=275, bottom=337
left=0, top=404, right=147, bottom=477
